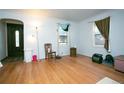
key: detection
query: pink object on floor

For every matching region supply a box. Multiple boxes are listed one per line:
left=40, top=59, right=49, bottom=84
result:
left=32, top=55, right=37, bottom=62
left=114, top=55, right=124, bottom=72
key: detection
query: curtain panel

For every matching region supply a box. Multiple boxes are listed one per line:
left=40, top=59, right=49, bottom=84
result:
left=95, top=17, right=110, bottom=51
left=58, top=23, right=70, bottom=31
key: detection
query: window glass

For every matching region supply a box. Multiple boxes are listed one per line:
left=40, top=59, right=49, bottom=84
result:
left=59, top=35, right=68, bottom=43
left=58, top=26, right=68, bottom=44
left=93, top=23, right=105, bottom=46
left=15, top=30, right=19, bottom=47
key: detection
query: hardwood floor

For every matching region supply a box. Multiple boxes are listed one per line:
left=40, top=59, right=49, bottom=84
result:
left=0, top=55, right=124, bottom=84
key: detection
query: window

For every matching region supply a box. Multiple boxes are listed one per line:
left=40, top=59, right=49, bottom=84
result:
left=58, top=26, right=68, bottom=44
left=93, top=23, right=105, bottom=47
left=15, top=30, right=19, bottom=47
left=59, top=35, right=68, bottom=43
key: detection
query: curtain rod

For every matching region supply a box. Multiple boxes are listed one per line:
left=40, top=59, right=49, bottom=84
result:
left=88, top=16, right=111, bottom=23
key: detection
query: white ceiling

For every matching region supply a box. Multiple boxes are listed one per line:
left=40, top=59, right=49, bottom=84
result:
left=0, top=9, right=108, bottom=22
left=44, top=9, right=108, bottom=22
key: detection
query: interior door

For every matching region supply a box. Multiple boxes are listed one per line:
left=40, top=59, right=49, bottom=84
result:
left=7, top=23, right=24, bottom=57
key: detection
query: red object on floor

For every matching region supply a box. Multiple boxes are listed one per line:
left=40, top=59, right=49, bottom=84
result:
left=32, top=55, right=37, bottom=62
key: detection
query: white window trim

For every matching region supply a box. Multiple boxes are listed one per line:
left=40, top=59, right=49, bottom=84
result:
left=57, top=26, right=70, bottom=56
left=92, top=23, right=104, bottom=47
left=57, top=27, right=69, bottom=45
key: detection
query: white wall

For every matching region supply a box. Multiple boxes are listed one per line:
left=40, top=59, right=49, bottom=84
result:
left=24, top=16, right=78, bottom=61
left=1, top=9, right=123, bottom=62
left=77, top=10, right=124, bottom=58
left=0, top=11, right=78, bottom=62
left=0, top=21, right=6, bottom=60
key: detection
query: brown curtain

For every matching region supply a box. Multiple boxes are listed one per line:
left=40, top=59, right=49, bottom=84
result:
left=95, top=17, right=110, bottom=51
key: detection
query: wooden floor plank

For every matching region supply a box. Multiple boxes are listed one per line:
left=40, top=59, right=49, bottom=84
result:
left=0, top=55, right=124, bottom=84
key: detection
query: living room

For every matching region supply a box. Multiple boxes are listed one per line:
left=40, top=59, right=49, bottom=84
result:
left=1, top=0, right=124, bottom=92
left=0, top=9, right=124, bottom=84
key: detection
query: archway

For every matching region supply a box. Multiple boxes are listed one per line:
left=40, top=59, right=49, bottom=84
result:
left=0, top=18, right=24, bottom=63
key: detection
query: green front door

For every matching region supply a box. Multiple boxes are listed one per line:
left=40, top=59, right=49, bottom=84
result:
left=7, top=23, right=24, bottom=57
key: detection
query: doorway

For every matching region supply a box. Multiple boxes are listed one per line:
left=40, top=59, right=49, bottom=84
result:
left=0, top=19, right=24, bottom=64
left=7, top=23, right=24, bottom=60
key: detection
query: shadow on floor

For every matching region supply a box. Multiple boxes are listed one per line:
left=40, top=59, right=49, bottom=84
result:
left=1, top=56, right=24, bottom=64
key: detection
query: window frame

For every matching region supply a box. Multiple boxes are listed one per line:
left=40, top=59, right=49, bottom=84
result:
left=58, top=26, right=69, bottom=45
left=93, top=23, right=105, bottom=47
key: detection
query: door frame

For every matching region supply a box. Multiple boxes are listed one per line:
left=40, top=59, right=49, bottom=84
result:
left=7, top=23, right=24, bottom=58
